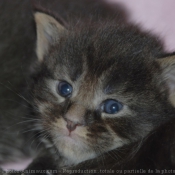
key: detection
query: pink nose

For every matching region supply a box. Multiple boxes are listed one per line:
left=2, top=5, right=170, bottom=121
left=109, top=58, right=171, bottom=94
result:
left=66, top=119, right=81, bottom=132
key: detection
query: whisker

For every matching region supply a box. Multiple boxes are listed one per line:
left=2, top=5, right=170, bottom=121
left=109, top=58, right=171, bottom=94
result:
left=0, top=99, right=33, bottom=109
left=0, top=82, right=33, bottom=106
left=21, top=127, right=41, bottom=134
left=35, top=133, right=50, bottom=151
left=4, top=119, right=41, bottom=130
left=29, top=129, right=48, bottom=148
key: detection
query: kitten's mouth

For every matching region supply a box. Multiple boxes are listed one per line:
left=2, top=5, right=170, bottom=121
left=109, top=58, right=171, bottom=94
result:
left=64, top=130, right=84, bottom=142
left=62, top=135, right=79, bottom=145
left=58, top=127, right=85, bottom=142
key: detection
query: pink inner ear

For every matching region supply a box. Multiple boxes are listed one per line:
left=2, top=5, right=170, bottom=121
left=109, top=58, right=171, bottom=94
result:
left=167, top=71, right=175, bottom=93
left=108, top=0, right=175, bottom=52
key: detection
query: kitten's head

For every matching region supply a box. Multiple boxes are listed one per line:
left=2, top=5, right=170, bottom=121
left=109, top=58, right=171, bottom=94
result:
left=32, top=11, right=175, bottom=166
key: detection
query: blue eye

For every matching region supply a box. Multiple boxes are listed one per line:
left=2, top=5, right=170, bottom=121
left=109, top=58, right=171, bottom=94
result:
left=57, top=81, right=73, bottom=97
left=102, top=100, right=123, bottom=114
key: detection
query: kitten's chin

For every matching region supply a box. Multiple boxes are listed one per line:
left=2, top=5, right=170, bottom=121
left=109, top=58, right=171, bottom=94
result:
left=54, top=132, right=96, bottom=166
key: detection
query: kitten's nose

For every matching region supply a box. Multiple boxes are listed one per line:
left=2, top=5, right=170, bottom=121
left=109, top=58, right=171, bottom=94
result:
left=64, top=103, right=86, bottom=132
left=66, top=119, right=82, bottom=132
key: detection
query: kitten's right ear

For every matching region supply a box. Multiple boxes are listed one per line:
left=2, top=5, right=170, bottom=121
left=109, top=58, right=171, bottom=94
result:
left=34, top=11, right=66, bottom=62
left=157, top=55, right=175, bottom=106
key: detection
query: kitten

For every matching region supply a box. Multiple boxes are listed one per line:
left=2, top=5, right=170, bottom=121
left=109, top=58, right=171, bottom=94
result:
left=1, top=0, right=175, bottom=175
left=0, top=0, right=127, bottom=168
left=0, top=0, right=37, bottom=165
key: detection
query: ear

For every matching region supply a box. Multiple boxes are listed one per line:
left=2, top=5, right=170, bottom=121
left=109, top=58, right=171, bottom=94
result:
left=157, top=55, right=175, bottom=106
left=34, top=12, right=66, bottom=61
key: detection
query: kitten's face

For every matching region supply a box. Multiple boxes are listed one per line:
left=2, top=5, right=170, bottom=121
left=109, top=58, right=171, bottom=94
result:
left=32, top=12, right=175, bottom=166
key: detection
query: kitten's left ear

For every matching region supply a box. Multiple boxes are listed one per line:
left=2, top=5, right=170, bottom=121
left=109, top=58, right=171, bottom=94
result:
left=157, top=55, right=175, bottom=106
left=34, top=11, right=66, bottom=61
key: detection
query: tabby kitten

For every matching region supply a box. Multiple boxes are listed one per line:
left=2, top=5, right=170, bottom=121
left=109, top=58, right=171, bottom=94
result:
left=29, top=1, right=175, bottom=173
left=2, top=0, right=175, bottom=174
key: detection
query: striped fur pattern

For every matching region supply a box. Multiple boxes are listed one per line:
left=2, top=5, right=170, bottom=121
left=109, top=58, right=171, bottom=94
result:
left=31, top=9, right=175, bottom=167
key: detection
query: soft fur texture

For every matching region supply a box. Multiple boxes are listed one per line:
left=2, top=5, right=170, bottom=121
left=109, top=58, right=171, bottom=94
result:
left=1, top=1, right=175, bottom=175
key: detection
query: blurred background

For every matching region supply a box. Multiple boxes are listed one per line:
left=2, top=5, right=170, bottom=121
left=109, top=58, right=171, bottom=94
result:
left=111, top=0, right=175, bottom=52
